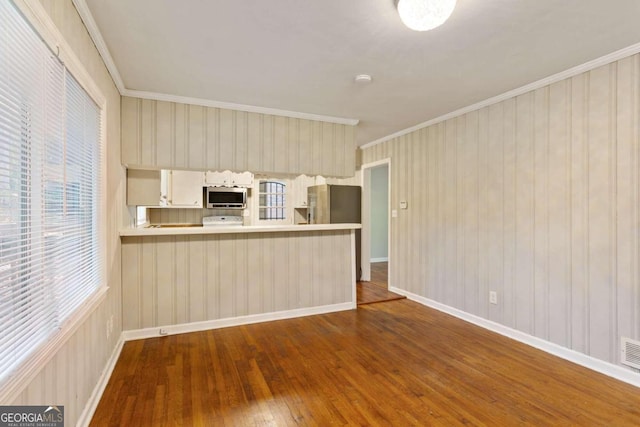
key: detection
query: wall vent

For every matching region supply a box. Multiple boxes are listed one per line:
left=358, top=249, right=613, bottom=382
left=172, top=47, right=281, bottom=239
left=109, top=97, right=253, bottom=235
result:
left=621, top=337, right=640, bottom=369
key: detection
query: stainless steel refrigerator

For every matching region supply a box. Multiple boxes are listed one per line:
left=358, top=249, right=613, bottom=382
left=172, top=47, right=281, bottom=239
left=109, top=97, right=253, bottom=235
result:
left=307, top=184, right=361, bottom=280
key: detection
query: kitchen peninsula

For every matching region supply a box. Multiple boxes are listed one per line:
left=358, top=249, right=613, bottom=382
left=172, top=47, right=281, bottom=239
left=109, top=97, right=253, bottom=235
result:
left=120, top=223, right=360, bottom=336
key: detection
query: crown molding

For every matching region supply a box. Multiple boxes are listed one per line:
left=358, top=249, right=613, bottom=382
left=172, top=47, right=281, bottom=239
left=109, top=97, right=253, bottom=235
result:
left=71, top=0, right=359, bottom=126
left=123, top=89, right=360, bottom=126
left=72, top=0, right=126, bottom=93
left=361, top=41, right=640, bottom=149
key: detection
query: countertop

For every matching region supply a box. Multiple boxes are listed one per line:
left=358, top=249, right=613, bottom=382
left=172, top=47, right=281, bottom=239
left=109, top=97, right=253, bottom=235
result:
left=119, top=223, right=361, bottom=237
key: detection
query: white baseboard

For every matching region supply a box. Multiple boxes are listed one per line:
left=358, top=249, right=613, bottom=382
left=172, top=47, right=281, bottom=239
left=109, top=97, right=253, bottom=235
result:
left=389, top=286, right=640, bottom=389
left=370, top=257, right=388, bottom=263
left=77, top=335, right=125, bottom=427
left=122, top=301, right=356, bottom=341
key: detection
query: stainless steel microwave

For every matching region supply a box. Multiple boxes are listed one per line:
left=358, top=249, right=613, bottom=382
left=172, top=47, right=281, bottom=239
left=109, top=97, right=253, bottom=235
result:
left=206, top=187, right=247, bottom=209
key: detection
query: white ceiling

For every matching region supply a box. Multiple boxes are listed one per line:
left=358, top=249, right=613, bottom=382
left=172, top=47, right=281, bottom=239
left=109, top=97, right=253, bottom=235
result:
left=82, top=0, right=640, bottom=146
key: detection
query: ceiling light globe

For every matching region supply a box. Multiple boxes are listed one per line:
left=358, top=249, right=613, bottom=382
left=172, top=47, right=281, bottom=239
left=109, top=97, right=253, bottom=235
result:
left=397, top=0, right=457, bottom=31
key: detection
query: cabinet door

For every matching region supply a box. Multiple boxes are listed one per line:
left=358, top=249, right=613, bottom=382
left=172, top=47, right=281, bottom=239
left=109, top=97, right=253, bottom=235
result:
left=127, top=169, right=163, bottom=206
left=169, top=170, right=204, bottom=207
left=231, top=171, right=254, bottom=187
left=204, top=170, right=230, bottom=186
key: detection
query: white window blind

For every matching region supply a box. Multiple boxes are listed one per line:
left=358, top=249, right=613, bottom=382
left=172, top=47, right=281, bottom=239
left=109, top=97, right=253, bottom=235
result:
left=0, top=0, right=102, bottom=386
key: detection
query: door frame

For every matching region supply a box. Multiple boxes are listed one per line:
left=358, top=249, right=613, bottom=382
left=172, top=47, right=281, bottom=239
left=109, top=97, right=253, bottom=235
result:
left=360, top=158, right=391, bottom=284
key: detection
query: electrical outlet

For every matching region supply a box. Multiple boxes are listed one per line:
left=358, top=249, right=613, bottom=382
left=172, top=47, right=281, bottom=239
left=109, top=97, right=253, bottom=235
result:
left=159, top=328, right=168, bottom=336
left=489, top=291, right=498, bottom=305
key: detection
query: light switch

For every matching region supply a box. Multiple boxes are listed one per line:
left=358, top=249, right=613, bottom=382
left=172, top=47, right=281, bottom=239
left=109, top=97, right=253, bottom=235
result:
left=400, top=201, right=408, bottom=209
left=392, top=209, right=398, bottom=218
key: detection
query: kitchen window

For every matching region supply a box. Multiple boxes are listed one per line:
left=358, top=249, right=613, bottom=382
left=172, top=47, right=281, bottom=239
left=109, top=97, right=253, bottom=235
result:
left=259, top=180, right=286, bottom=220
left=0, top=0, right=104, bottom=393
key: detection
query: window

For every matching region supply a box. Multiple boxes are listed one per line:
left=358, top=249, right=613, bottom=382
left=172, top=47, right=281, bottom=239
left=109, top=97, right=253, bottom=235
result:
left=0, top=0, right=103, bottom=387
left=259, top=180, right=286, bottom=220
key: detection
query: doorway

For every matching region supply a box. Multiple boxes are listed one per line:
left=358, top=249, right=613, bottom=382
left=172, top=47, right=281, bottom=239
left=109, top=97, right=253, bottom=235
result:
left=358, top=159, right=404, bottom=305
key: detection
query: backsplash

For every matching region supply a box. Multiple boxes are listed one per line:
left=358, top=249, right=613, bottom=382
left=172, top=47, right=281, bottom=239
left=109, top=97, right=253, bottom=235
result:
left=148, top=208, right=241, bottom=224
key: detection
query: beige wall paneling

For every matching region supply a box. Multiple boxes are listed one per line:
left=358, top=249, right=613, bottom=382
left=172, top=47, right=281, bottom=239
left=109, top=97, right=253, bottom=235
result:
left=587, top=64, right=615, bottom=362
left=187, top=105, right=206, bottom=170
left=155, top=101, right=173, bottom=167
left=502, top=98, right=517, bottom=329
left=514, top=92, right=535, bottom=335
left=462, top=111, right=480, bottom=316
left=616, top=55, right=640, bottom=364
left=121, top=231, right=354, bottom=330
left=274, top=116, right=288, bottom=173
left=218, top=108, right=235, bottom=169
left=547, top=80, right=571, bottom=347
left=122, top=97, right=357, bottom=176
left=12, top=1, right=124, bottom=425
left=205, top=107, right=221, bottom=170
left=361, top=54, right=640, bottom=371
left=298, top=119, right=313, bottom=175
left=569, top=72, right=589, bottom=354
left=246, top=112, right=262, bottom=172
left=533, top=87, right=550, bottom=339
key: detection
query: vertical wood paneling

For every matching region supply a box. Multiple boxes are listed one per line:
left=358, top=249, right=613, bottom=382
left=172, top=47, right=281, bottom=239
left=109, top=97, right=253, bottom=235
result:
left=477, top=108, right=490, bottom=319
left=298, top=232, right=313, bottom=307
left=615, top=56, right=639, bottom=358
left=206, top=107, right=220, bottom=170
left=219, top=109, right=235, bottom=168
left=533, top=87, right=550, bottom=339
left=247, top=112, right=262, bottom=172
left=587, top=65, right=614, bottom=361
left=274, top=116, right=288, bottom=173
left=487, top=103, right=504, bottom=321
left=288, top=118, right=299, bottom=174
left=122, top=97, right=356, bottom=176
left=362, top=53, right=640, bottom=369
left=262, top=115, right=275, bottom=173
left=174, top=102, right=187, bottom=168
left=514, top=92, right=535, bottom=334
left=235, top=111, right=248, bottom=171
left=121, top=231, right=354, bottom=330
left=141, top=99, right=156, bottom=165
left=463, top=111, right=479, bottom=314
left=502, top=98, right=517, bottom=328
left=121, top=97, right=139, bottom=163
left=312, top=121, right=323, bottom=175
left=570, top=73, right=589, bottom=353
left=298, top=119, right=312, bottom=175
left=548, top=80, right=570, bottom=346
left=188, top=105, right=205, bottom=169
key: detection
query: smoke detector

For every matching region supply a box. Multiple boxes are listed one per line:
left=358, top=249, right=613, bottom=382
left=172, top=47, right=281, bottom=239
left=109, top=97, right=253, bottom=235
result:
left=354, top=74, right=372, bottom=84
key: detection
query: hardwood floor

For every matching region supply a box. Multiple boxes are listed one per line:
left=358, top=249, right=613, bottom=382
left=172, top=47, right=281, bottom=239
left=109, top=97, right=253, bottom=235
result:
left=357, top=261, right=406, bottom=305
left=90, top=299, right=640, bottom=426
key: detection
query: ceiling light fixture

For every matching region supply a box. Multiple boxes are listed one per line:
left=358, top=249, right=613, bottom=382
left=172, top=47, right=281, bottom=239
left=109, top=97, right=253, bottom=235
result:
left=397, top=0, right=457, bottom=31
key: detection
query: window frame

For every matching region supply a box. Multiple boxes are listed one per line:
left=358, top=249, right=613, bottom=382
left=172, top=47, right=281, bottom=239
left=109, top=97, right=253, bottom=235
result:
left=0, top=0, right=109, bottom=403
left=251, top=178, right=290, bottom=224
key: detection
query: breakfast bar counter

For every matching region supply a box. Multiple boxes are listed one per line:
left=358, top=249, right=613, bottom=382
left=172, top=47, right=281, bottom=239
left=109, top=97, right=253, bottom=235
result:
left=120, top=223, right=360, bottom=237
left=120, top=223, right=359, bottom=335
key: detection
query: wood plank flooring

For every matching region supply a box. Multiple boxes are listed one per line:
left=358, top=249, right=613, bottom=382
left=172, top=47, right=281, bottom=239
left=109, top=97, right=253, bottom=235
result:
left=90, top=299, right=640, bottom=426
left=357, top=262, right=406, bottom=305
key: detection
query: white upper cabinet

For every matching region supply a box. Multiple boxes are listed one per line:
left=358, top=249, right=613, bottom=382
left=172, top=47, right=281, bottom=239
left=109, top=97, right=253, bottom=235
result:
left=121, top=97, right=357, bottom=177
left=204, top=170, right=254, bottom=187
left=167, top=170, right=204, bottom=207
